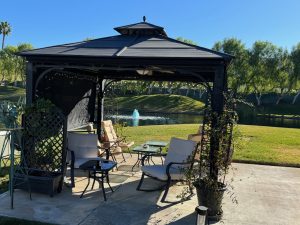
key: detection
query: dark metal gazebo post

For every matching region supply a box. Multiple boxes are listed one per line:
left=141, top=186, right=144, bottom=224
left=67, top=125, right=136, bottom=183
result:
left=96, top=77, right=105, bottom=143
left=25, top=62, right=34, bottom=105
left=210, top=64, right=227, bottom=180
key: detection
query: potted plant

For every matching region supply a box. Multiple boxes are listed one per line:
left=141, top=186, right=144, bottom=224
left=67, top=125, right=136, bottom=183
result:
left=192, top=93, right=238, bottom=221
left=15, top=98, right=67, bottom=196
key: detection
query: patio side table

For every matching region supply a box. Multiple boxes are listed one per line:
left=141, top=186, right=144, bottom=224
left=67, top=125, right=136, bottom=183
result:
left=132, top=145, right=160, bottom=171
left=145, top=140, right=168, bottom=149
left=145, top=140, right=168, bottom=164
left=79, top=159, right=117, bottom=201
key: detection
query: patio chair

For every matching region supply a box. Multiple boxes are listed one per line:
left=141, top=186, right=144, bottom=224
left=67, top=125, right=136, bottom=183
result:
left=101, top=120, right=134, bottom=163
left=187, top=132, right=202, bottom=163
left=187, top=124, right=202, bottom=142
left=86, top=123, right=96, bottom=134
left=67, top=132, right=105, bottom=187
left=136, top=137, right=198, bottom=202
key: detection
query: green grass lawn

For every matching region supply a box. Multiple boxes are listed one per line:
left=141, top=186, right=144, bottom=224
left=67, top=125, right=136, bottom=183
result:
left=123, top=124, right=300, bottom=166
left=107, top=94, right=205, bottom=113
left=234, top=125, right=300, bottom=166
left=0, top=86, right=25, bottom=102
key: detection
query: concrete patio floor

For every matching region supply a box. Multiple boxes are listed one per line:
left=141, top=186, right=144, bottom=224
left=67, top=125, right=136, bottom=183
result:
left=0, top=153, right=299, bottom=225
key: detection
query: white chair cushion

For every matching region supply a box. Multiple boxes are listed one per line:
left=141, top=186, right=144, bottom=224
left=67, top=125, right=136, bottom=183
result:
left=164, top=137, right=197, bottom=166
left=141, top=165, right=186, bottom=181
left=75, top=146, right=99, bottom=159
left=68, top=132, right=99, bottom=157
left=102, top=120, right=134, bottom=154
left=102, top=120, right=118, bottom=141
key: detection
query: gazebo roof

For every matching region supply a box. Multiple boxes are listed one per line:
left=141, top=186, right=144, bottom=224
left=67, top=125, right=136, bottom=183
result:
left=19, top=22, right=232, bottom=61
left=22, top=19, right=232, bottom=132
left=114, top=21, right=167, bottom=36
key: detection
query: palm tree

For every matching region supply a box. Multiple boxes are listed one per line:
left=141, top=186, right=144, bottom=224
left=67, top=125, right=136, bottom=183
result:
left=0, top=21, right=12, bottom=49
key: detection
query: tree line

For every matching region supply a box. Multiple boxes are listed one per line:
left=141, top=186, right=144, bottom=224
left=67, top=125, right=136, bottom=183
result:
left=213, top=38, right=300, bottom=105
left=112, top=38, right=300, bottom=106
left=0, top=21, right=33, bottom=86
left=0, top=43, right=33, bottom=86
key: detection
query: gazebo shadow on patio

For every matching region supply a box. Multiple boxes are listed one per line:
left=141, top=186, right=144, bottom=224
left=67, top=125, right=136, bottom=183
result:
left=0, top=153, right=198, bottom=225
left=1, top=154, right=300, bottom=225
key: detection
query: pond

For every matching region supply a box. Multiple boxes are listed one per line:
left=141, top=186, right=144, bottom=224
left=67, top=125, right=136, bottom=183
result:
left=105, top=111, right=300, bottom=128
left=238, top=114, right=300, bottom=128
left=105, top=112, right=203, bottom=126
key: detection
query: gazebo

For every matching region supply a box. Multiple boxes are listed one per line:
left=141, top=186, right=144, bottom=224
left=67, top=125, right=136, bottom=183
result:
left=18, top=19, right=233, bottom=194
left=19, top=19, right=232, bottom=131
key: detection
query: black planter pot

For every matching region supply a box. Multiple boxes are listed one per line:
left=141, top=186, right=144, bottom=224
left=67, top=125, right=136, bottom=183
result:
left=193, top=180, right=226, bottom=221
left=14, top=171, right=63, bottom=197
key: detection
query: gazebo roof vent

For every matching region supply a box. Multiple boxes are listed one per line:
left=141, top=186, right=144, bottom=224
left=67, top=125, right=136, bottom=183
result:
left=114, top=17, right=167, bottom=36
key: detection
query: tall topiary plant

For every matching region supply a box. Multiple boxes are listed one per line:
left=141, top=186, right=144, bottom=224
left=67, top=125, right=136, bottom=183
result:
left=192, top=92, right=238, bottom=221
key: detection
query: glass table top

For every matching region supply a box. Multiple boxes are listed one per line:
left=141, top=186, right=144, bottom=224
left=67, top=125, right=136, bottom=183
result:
left=79, top=159, right=117, bottom=172
left=132, top=145, right=160, bottom=153
left=145, top=140, right=168, bottom=147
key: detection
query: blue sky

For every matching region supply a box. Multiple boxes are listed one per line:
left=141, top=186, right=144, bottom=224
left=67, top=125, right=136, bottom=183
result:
left=1, top=0, right=300, bottom=50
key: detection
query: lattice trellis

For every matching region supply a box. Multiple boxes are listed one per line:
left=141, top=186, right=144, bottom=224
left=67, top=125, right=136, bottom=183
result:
left=22, top=108, right=66, bottom=176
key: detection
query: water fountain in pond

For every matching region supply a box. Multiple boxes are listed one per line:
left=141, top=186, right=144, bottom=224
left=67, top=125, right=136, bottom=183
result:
left=105, top=109, right=175, bottom=126
left=132, top=109, right=140, bottom=119
left=132, top=109, right=140, bottom=126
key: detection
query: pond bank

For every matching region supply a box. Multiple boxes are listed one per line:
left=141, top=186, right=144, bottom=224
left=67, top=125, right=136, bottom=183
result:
left=107, top=110, right=300, bottom=128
